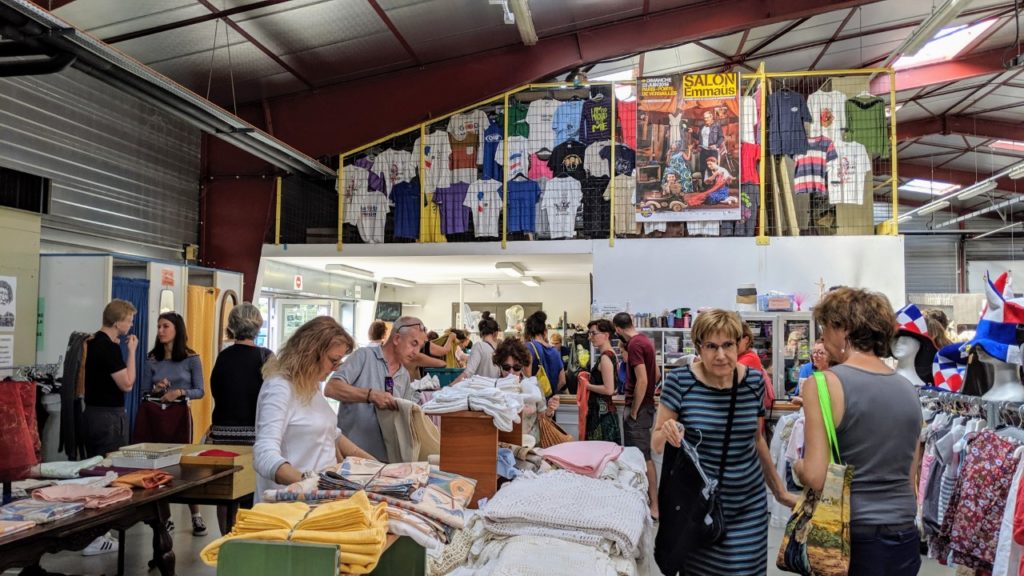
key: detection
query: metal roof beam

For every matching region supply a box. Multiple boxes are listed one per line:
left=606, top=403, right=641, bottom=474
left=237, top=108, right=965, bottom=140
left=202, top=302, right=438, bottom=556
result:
left=101, top=0, right=296, bottom=44
left=870, top=44, right=1023, bottom=93
left=896, top=162, right=1020, bottom=193
left=898, top=114, right=1024, bottom=141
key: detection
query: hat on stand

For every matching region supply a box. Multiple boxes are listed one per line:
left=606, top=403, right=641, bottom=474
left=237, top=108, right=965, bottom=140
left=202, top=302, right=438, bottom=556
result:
left=932, top=342, right=967, bottom=393
left=967, top=271, right=1024, bottom=365
left=895, top=303, right=935, bottom=347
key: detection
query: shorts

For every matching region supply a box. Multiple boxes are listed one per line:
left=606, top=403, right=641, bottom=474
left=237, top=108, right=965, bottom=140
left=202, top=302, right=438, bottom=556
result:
left=83, top=405, right=128, bottom=458
left=623, top=404, right=656, bottom=460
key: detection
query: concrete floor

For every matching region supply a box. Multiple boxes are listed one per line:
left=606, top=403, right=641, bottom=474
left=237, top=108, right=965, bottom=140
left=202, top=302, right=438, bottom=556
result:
left=3, top=502, right=958, bottom=576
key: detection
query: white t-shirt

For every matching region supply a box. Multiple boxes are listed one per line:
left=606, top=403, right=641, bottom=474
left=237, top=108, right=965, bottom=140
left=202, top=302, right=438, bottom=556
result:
left=741, top=95, right=758, bottom=144
left=341, top=165, right=369, bottom=225
left=447, top=110, right=489, bottom=141
left=584, top=140, right=611, bottom=177
left=807, top=90, right=847, bottom=142
left=413, top=132, right=452, bottom=192
left=525, top=99, right=559, bottom=153
left=541, top=177, right=583, bottom=239
left=374, top=148, right=416, bottom=193
left=496, top=136, right=530, bottom=178
left=827, top=141, right=871, bottom=205
left=463, top=179, right=503, bottom=238
left=355, top=191, right=390, bottom=243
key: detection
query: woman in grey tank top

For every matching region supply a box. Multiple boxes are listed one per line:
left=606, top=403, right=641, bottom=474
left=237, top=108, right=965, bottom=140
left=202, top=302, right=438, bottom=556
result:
left=795, top=287, right=923, bottom=576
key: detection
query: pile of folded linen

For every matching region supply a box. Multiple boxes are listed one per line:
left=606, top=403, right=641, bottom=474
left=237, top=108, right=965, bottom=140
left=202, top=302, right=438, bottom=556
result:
left=263, top=465, right=477, bottom=551
left=421, top=384, right=524, bottom=432
left=539, top=441, right=648, bottom=493
left=498, top=442, right=548, bottom=475
left=0, top=499, right=84, bottom=524
left=31, top=483, right=132, bottom=509
left=0, top=519, right=35, bottom=536
left=318, top=458, right=429, bottom=500
left=200, top=491, right=389, bottom=575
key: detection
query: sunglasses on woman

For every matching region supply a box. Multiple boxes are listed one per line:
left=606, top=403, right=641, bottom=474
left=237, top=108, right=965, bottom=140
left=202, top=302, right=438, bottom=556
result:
left=501, top=363, right=523, bottom=372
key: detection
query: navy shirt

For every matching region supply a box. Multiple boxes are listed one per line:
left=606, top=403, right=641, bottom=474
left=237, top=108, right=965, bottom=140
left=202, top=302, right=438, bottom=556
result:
left=527, top=340, right=564, bottom=397
left=599, top=144, right=636, bottom=176
left=390, top=178, right=420, bottom=239
left=504, top=179, right=541, bottom=233
left=767, top=89, right=812, bottom=156
left=481, top=120, right=503, bottom=180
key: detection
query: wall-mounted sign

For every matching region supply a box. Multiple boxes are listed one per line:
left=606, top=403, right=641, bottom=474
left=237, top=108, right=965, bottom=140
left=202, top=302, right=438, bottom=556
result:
left=0, top=275, right=16, bottom=331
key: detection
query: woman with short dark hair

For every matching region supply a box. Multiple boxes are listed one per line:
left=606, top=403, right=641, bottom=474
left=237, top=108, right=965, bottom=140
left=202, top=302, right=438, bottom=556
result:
left=454, top=312, right=502, bottom=383
left=796, top=287, right=923, bottom=575
left=492, top=337, right=545, bottom=442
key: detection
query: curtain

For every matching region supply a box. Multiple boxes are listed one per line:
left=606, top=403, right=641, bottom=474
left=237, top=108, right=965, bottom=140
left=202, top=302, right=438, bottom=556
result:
left=186, top=285, right=219, bottom=443
left=112, top=277, right=150, bottom=434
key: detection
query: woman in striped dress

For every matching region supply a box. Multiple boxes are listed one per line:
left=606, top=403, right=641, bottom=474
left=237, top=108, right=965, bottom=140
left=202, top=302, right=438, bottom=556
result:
left=652, top=309, right=797, bottom=575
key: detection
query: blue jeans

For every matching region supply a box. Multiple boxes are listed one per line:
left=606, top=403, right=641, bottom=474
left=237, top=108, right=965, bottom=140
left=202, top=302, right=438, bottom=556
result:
left=849, top=525, right=921, bottom=576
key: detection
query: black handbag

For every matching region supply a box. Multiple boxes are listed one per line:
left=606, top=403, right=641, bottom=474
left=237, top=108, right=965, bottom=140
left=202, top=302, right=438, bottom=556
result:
left=655, top=369, right=740, bottom=575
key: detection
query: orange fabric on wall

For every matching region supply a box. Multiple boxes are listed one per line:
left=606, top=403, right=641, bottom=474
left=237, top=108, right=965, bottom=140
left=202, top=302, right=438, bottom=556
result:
left=186, top=285, right=219, bottom=443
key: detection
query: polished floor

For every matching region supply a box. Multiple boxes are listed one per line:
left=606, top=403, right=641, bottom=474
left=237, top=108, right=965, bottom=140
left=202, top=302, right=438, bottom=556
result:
left=3, top=502, right=957, bottom=576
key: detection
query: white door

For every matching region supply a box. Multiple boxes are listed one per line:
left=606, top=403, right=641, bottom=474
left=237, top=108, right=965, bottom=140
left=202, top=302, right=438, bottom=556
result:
left=273, top=299, right=337, bottom=351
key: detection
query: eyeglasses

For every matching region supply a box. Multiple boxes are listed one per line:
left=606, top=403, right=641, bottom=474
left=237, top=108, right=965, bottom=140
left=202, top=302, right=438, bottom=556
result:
left=700, top=341, right=736, bottom=354
left=500, top=363, right=523, bottom=372
left=384, top=376, right=394, bottom=395
left=811, top=350, right=828, bottom=357
left=395, top=321, right=426, bottom=333
left=587, top=331, right=603, bottom=337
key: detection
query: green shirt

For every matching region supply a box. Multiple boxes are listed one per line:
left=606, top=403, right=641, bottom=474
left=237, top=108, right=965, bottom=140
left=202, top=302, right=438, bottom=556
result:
left=499, top=101, right=529, bottom=139
left=845, top=96, right=889, bottom=159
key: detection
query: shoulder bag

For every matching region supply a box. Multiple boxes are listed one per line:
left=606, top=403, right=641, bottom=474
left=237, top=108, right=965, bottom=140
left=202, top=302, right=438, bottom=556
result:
left=654, top=368, right=739, bottom=574
left=776, top=371, right=853, bottom=576
left=528, top=341, right=554, bottom=398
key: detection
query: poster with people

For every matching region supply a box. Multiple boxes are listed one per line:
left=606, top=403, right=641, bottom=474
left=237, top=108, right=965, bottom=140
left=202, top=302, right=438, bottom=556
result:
left=0, top=276, right=14, bottom=330
left=635, top=73, right=742, bottom=223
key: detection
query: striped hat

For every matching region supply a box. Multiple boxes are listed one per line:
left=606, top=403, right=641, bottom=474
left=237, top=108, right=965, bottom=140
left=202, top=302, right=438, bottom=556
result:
left=932, top=342, right=967, bottom=393
left=968, top=272, right=1024, bottom=364
left=895, top=304, right=933, bottom=345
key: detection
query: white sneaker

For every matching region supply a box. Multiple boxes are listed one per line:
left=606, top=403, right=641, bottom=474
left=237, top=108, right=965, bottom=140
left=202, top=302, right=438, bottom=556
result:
left=81, top=534, right=118, bottom=556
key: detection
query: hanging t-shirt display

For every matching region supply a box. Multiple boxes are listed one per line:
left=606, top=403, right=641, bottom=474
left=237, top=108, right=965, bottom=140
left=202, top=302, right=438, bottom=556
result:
left=605, top=174, right=638, bottom=235
left=580, top=99, right=611, bottom=144
left=433, top=182, right=471, bottom=236
left=481, top=120, right=504, bottom=181
left=547, top=139, right=587, bottom=181
left=355, top=191, right=389, bottom=243
left=584, top=140, right=611, bottom=177
left=553, top=100, right=584, bottom=147
left=525, top=99, right=559, bottom=153
left=740, top=142, right=761, bottom=186
left=581, top=174, right=611, bottom=238
left=352, top=156, right=384, bottom=192
left=542, top=177, right=583, bottom=239
left=845, top=95, right=889, bottom=159
left=504, top=179, right=541, bottom=233
left=599, top=144, right=636, bottom=176
left=419, top=191, right=446, bottom=243
left=374, top=148, right=416, bottom=193
left=741, top=94, right=758, bottom=144
left=341, top=165, right=370, bottom=225
left=793, top=136, right=838, bottom=195
left=413, top=132, right=452, bottom=192
left=767, top=89, right=812, bottom=156
left=504, top=100, right=530, bottom=138
left=528, top=152, right=554, bottom=181
left=617, top=99, right=637, bottom=149
left=496, top=136, right=529, bottom=178
left=463, top=179, right=503, bottom=238
left=389, top=179, right=420, bottom=240
left=447, top=110, right=489, bottom=140
left=806, top=90, right=847, bottom=142
left=827, top=140, right=872, bottom=205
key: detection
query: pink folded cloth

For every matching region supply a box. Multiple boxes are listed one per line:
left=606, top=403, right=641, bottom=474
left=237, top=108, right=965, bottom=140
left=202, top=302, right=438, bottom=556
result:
left=32, top=484, right=134, bottom=509
left=0, top=519, right=35, bottom=535
left=539, top=441, right=624, bottom=477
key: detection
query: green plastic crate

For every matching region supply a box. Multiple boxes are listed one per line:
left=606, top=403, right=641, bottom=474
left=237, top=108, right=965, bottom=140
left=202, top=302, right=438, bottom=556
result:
left=423, top=367, right=464, bottom=387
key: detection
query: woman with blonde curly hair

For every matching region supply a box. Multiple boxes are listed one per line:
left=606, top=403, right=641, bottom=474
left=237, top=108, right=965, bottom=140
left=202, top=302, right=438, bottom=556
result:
left=253, top=316, right=372, bottom=502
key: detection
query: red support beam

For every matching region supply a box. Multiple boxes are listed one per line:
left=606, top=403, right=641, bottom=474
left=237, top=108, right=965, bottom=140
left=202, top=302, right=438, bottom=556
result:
left=871, top=45, right=1022, bottom=94
left=897, top=114, right=1024, bottom=142
left=896, top=163, right=1020, bottom=193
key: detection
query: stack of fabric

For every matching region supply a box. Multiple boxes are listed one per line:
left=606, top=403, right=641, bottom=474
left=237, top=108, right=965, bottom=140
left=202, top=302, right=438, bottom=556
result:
left=540, top=441, right=623, bottom=477
left=112, top=469, right=173, bottom=489
left=498, top=442, right=546, bottom=474
left=200, top=491, right=389, bottom=575
left=264, top=467, right=477, bottom=551
left=421, top=376, right=544, bottom=432
left=31, top=483, right=133, bottom=509
left=0, top=499, right=84, bottom=524
left=318, top=458, right=429, bottom=499
left=0, top=519, right=35, bottom=536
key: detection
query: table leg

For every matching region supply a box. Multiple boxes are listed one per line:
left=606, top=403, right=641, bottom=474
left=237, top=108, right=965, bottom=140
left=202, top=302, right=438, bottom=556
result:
left=117, top=529, right=126, bottom=576
left=225, top=500, right=239, bottom=533
left=145, top=501, right=176, bottom=576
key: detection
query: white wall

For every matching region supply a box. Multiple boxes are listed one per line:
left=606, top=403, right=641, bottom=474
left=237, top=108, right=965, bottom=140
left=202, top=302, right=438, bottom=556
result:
left=38, top=255, right=112, bottom=364
left=379, top=280, right=592, bottom=333
left=592, top=236, right=906, bottom=315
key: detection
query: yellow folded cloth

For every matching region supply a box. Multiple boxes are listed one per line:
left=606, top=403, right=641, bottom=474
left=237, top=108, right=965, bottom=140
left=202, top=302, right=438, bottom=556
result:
left=201, top=491, right=389, bottom=575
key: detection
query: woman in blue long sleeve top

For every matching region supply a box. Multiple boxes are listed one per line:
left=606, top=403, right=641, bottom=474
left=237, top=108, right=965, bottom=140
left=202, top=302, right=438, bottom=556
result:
left=140, top=311, right=207, bottom=536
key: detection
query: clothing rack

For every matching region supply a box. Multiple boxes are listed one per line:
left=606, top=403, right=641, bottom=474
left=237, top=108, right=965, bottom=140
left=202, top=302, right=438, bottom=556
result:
left=918, top=388, right=1024, bottom=429
left=1, top=364, right=60, bottom=505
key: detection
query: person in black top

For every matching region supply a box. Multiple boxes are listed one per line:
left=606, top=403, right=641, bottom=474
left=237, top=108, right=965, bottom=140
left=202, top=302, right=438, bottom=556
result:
left=209, top=302, right=271, bottom=534
left=83, top=299, right=138, bottom=458
left=585, top=319, right=621, bottom=443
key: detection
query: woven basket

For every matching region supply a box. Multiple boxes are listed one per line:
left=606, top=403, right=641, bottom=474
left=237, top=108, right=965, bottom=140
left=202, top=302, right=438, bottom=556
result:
left=539, top=414, right=573, bottom=448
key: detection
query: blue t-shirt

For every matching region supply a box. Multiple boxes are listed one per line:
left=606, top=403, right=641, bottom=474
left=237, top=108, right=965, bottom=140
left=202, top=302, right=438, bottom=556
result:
left=527, top=341, right=564, bottom=397
left=553, top=100, right=584, bottom=147
left=794, top=362, right=814, bottom=395
left=504, top=180, right=541, bottom=233
left=389, top=179, right=420, bottom=239
left=481, top=120, right=503, bottom=181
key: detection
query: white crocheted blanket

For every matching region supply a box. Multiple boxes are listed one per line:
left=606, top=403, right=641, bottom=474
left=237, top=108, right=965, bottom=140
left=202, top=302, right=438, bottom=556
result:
left=450, top=535, right=635, bottom=576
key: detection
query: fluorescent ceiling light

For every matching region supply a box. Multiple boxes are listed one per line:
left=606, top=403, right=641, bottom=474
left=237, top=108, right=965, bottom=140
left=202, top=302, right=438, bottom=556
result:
left=592, top=70, right=635, bottom=82
left=972, top=221, right=1023, bottom=240
left=325, top=264, right=374, bottom=279
left=380, top=277, right=416, bottom=288
left=1009, top=163, right=1024, bottom=180
left=495, top=262, right=525, bottom=277
left=956, top=181, right=997, bottom=200
left=919, top=200, right=951, bottom=215
left=895, top=2, right=988, bottom=63
left=521, top=276, right=540, bottom=287
left=900, top=178, right=959, bottom=195
left=992, top=140, right=1024, bottom=153
left=898, top=214, right=914, bottom=223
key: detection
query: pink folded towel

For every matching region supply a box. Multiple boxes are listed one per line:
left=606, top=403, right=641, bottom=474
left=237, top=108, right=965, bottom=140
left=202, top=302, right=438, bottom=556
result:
left=32, top=484, right=133, bottom=509
left=540, top=441, right=624, bottom=477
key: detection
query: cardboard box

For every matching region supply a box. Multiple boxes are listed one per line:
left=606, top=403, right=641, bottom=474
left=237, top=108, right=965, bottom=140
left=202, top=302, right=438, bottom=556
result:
left=179, top=444, right=255, bottom=500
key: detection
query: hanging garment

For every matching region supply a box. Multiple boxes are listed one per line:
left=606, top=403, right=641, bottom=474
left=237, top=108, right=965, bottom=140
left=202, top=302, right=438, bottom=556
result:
left=60, top=332, right=92, bottom=461
left=0, top=380, right=38, bottom=482
left=418, top=191, right=447, bottom=243
left=668, top=113, right=683, bottom=145
left=377, top=398, right=441, bottom=463
left=845, top=95, right=889, bottom=158
left=186, top=285, right=218, bottom=443
left=992, top=456, right=1024, bottom=576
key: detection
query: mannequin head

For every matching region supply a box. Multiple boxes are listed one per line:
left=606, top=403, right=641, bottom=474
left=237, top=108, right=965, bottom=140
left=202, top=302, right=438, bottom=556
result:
left=891, top=335, right=920, bottom=360
left=977, top=347, right=1024, bottom=401
left=891, top=333, right=936, bottom=386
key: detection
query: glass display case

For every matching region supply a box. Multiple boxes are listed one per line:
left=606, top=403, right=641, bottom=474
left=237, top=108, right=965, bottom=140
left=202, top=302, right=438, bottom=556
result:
left=779, top=313, right=815, bottom=395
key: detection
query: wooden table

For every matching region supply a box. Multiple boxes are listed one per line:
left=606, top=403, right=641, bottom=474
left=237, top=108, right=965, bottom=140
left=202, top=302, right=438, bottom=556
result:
left=0, top=464, right=239, bottom=576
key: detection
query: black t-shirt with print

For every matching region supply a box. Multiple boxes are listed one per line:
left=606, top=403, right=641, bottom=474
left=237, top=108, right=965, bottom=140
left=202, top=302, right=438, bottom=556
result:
left=84, top=331, right=127, bottom=407
left=599, top=144, right=637, bottom=176
left=547, top=139, right=588, bottom=182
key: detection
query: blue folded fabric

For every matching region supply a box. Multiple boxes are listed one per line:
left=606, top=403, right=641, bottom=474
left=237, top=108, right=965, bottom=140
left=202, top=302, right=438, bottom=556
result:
left=0, top=499, right=84, bottom=523
left=497, top=448, right=519, bottom=480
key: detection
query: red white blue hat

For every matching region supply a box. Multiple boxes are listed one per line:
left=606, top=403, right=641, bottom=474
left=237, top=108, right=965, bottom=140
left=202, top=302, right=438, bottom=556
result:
left=968, top=272, right=1024, bottom=365
left=932, top=342, right=966, bottom=393
left=895, top=304, right=933, bottom=346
